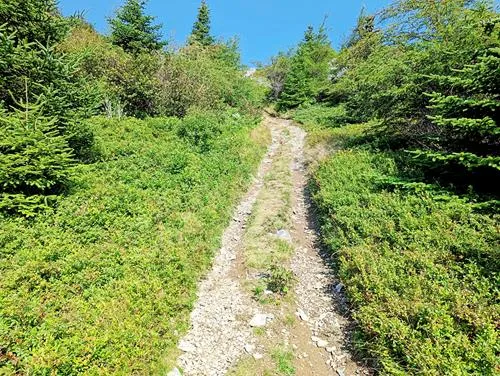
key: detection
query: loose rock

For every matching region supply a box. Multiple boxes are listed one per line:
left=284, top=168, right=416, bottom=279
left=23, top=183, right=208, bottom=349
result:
left=167, top=368, right=182, bottom=376
left=276, top=229, right=292, bottom=242
left=249, top=313, right=269, bottom=327
left=178, top=340, right=196, bottom=353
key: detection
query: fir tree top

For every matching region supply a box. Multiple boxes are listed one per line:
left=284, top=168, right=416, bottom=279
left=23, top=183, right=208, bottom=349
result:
left=189, top=0, right=214, bottom=46
left=109, top=0, right=165, bottom=54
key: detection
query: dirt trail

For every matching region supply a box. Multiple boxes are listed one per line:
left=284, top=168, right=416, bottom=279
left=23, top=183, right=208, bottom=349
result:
left=173, top=116, right=370, bottom=376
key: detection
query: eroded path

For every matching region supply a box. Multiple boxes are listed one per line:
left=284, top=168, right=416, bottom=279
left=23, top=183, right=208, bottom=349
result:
left=173, top=116, right=371, bottom=376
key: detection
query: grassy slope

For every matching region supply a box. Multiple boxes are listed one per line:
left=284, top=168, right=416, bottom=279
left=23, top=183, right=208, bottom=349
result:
left=0, top=113, right=269, bottom=374
left=296, top=109, right=499, bottom=375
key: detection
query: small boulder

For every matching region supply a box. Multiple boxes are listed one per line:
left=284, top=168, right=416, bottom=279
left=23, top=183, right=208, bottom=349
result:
left=249, top=314, right=269, bottom=327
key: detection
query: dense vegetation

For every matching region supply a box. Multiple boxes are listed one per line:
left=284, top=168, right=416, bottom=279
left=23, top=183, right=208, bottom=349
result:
left=1, top=0, right=498, bottom=374
left=0, top=0, right=267, bottom=373
left=268, top=0, right=499, bottom=374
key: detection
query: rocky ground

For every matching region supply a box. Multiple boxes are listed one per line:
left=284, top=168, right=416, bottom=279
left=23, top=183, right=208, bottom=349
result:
left=171, top=116, right=372, bottom=376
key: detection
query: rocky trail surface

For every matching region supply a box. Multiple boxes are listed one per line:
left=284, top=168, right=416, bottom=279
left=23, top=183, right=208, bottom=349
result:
left=171, top=116, right=371, bottom=376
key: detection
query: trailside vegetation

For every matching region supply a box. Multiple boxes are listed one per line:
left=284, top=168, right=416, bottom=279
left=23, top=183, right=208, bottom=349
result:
left=268, top=0, right=499, bottom=374
left=0, top=0, right=268, bottom=373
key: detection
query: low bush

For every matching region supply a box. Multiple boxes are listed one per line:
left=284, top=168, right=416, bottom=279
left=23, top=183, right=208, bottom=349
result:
left=311, top=138, right=499, bottom=375
left=293, top=104, right=350, bottom=128
left=0, top=112, right=268, bottom=374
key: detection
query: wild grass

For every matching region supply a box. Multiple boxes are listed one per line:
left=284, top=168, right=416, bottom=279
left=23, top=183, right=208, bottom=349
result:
left=0, top=111, right=269, bottom=374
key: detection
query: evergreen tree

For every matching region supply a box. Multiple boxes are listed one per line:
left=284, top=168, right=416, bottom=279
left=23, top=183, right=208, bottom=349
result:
left=109, top=0, right=165, bottom=54
left=277, top=24, right=335, bottom=110
left=0, top=100, right=74, bottom=216
left=0, top=0, right=68, bottom=44
left=190, top=0, right=214, bottom=46
left=0, top=0, right=99, bottom=162
left=410, top=47, right=500, bottom=185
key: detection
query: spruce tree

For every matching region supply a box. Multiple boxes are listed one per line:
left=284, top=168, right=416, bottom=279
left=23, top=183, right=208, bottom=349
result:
left=109, top=0, right=165, bottom=54
left=277, top=25, right=334, bottom=110
left=0, top=0, right=99, bottom=161
left=189, top=0, right=214, bottom=46
left=410, top=47, right=500, bottom=179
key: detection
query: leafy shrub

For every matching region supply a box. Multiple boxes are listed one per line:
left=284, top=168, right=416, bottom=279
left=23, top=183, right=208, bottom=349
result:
left=312, top=142, right=499, bottom=375
left=293, top=104, right=350, bottom=128
left=175, top=110, right=222, bottom=152
left=266, top=264, right=295, bottom=296
left=155, top=44, right=264, bottom=117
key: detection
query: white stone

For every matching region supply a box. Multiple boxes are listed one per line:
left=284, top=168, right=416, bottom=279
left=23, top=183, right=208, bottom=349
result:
left=178, top=340, right=196, bottom=353
left=244, top=344, right=255, bottom=353
left=297, top=309, right=309, bottom=322
left=253, top=353, right=264, bottom=360
left=311, top=336, right=320, bottom=343
left=276, top=229, right=292, bottom=242
left=249, top=314, right=268, bottom=327
left=317, top=339, right=329, bottom=348
left=167, top=368, right=182, bottom=376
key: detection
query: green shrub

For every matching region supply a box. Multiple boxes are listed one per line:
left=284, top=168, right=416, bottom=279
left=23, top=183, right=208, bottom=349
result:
left=312, top=145, right=499, bottom=375
left=293, top=104, right=350, bottom=128
left=266, top=264, right=295, bottom=296
left=0, top=112, right=268, bottom=374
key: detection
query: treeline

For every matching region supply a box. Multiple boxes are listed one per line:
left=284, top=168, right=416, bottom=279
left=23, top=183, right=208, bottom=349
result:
left=266, top=0, right=499, bottom=201
left=0, top=0, right=263, bottom=216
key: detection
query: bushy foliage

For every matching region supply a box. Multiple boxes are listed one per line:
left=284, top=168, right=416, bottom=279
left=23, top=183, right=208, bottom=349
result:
left=299, top=0, right=499, bottom=196
left=312, top=131, right=499, bottom=375
left=0, top=112, right=268, bottom=374
left=155, top=43, right=264, bottom=117
left=293, top=104, right=350, bottom=128
left=0, top=3, right=99, bottom=160
left=109, top=0, right=165, bottom=55
left=0, top=0, right=100, bottom=214
left=407, top=47, right=499, bottom=189
left=262, top=52, right=291, bottom=101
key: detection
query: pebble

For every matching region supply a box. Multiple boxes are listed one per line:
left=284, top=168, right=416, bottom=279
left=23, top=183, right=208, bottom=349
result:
left=297, top=308, right=309, bottom=322
left=317, top=339, right=329, bottom=348
left=253, top=353, right=264, bottom=360
left=167, top=368, right=182, bottom=376
left=178, top=340, right=196, bottom=353
left=244, top=344, right=255, bottom=353
left=276, top=229, right=292, bottom=242
left=335, top=283, right=345, bottom=293
left=336, top=368, right=346, bottom=376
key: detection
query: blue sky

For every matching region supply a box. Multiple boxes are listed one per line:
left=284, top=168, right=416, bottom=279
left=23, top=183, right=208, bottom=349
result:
left=58, top=0, right=392, bottom=66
